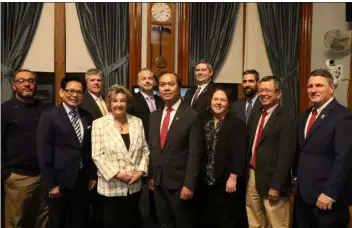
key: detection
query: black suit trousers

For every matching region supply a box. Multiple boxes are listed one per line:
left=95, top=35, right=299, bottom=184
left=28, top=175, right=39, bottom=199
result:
left=295, top=191, right=350, bottom=228
left=47, top=170, right=89, bottom=228
left=194, top=180, right=248, bottom=228
left=154, top=184, right=194, bottom=228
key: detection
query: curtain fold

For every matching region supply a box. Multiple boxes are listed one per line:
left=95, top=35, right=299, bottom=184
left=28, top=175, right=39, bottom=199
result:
left=76, top=3, right=129, bottom=92
left=257, top=3, right=300, bottom=116
left=188, top=3, right=239, bottom=86
left=1, top=2, right=43, bottom=102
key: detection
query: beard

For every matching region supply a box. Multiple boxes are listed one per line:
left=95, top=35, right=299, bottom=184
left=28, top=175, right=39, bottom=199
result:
left=17, top=90, right=35, bottom=102
left=244, top=87, right=257, bottom=97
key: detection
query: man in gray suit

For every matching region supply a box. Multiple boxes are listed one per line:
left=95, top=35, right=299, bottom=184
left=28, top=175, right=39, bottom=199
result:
left=232, top=69, right=261, bottom=124
left=148, top=72, right=201, bottom=228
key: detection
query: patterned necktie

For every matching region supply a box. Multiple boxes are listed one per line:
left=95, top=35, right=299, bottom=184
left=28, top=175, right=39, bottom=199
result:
left=246, top=100, right=253, bottom=124
left=70, top=110, right=82, bottom=143
left=97, top=98, right=107, bottom=116
left=160, top=107, right=173, bottom=149
left=250, top=110, right=268, bottom=168
left=305, top=109, right=318, bottom=136
left=191, top=86, right=201, bottom=106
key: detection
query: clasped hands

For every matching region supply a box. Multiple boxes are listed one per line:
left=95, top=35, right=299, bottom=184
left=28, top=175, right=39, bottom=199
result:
left=115, top=171, right=144, bottom=185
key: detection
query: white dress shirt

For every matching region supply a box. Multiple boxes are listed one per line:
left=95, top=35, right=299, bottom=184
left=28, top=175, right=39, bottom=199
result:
left=160, top=98, right=182, bottom=131
left=190, top=80, right=211, bottom=105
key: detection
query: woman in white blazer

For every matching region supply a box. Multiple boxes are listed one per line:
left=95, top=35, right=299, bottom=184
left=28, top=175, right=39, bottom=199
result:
left=92, top=84, right=149, bottom=228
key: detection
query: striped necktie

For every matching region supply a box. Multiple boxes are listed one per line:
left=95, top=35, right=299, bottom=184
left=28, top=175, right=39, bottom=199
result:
left=69, top=110, right=82, bottom=143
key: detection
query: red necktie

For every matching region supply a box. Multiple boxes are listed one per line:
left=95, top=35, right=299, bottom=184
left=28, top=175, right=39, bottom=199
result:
left=305, top=109, right=318, bottom=136
left=251, top=110, right=268, bottom=168
left=160, top=107, right=173, bottom=149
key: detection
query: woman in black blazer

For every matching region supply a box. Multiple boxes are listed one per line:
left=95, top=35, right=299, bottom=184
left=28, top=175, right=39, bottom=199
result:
left=195, top=87, right=248, bottom=228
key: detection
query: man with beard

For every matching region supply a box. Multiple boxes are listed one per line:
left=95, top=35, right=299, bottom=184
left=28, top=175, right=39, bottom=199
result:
left=129, top=67, right=163, bottom=225
left=232, top=69, right=262, bottom=124
left=2, top=69, right=48, bottom=228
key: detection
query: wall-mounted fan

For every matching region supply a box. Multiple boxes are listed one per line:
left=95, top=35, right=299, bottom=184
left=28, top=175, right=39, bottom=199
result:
left=324, top=29, right=351, bottom=54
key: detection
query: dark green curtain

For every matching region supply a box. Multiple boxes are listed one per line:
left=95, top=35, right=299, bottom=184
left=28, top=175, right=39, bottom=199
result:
left=1, top=3, right=43, bottom=102
left=257, top=3, right=300, bottom=116
left=76, top=3, right=129, bottom=92
left=188, top=3, right=239, bottom=86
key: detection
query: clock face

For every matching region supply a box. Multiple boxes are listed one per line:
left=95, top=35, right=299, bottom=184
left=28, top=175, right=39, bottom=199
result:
left=151, top=3, right=171, bottom=22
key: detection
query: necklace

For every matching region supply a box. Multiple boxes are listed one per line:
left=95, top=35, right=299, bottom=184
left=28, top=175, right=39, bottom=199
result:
left=115, top=118, right=127, bottom=132
left=118, top=126, right=123, bottom=132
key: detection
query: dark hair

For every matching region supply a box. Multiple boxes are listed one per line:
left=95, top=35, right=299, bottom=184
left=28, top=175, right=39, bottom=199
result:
left=12, top=69, right=38, bottom=82
left=309, top=69, right=334, bottom=85
left=195, top=59, right=213, bottom=73
left=259, top=76, right=282, bottom=91
left=157, top=72, right=182, bottom=87
left=243, top=69, right=260, bottom=81
left=61, top=75, right=86, bottom=92
left=207, top=86, right=233, bottom=115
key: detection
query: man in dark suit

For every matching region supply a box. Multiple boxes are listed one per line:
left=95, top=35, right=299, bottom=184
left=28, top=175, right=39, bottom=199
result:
left=232, top=69, right=261, bottom=124
left=246, top=76, right=296, bottom=228
left=183, top=60, right=216, bottom=114
left=79, top=68, right=106, bottom=228
left=148, top=72, right=201, bottom=228
left=80, top=68, right=107, bottom=120
left=129, top=67, right=163, bottom=225
left=295, top=69, right=352, bottom=228
left=37, top=76, right=97, bottom=228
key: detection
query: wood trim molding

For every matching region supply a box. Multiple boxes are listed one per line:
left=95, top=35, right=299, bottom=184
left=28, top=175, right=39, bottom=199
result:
left=54, top=3, right=66, bottom=105
left=348, top=40, right=352, bottom=109
left=238, top=3, right=246, bottom=101
left=177, top=3, right=190, bottom=86
left=298, top=3, right=313, bottom=113
left=128, top=3, right=142, bottom=89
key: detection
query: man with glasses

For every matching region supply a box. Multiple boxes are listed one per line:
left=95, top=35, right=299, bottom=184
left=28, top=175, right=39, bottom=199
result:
left=2, top=69, right=49, bottom=228
left=246, top=76, right=296, bottom=228
left=37, top=76, right=97, bottom=228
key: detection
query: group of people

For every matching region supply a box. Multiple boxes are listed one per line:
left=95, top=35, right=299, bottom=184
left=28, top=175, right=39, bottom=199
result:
left=2, top=60, right=352, bottom=228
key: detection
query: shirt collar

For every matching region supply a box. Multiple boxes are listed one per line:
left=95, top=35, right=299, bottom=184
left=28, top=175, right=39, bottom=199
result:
left=88, top=91, right=102, bottom=101
left=263, top=103, right=279, bottom=115
left=140, top=90, right=154, bottom=99
left=163, top=98, right=182, bottom=112
left=63, top=102, right=78, bottom=115
left=198, top=80, right=211, bottom=90
left=246, top=94, right=258, bottom=104
left=314, top=97, right=334, bottom=114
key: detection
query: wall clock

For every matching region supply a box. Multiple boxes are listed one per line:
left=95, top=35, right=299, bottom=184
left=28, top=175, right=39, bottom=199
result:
left=147, top=3, right=176, bottom=77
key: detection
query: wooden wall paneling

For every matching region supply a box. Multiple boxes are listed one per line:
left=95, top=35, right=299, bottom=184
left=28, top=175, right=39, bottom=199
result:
left=54, top=3, right=66, bottom=105
left=128, top=3, right=142, bottom=89
left=349, top=39, right=352, bottom=109
left=238, top=3, right=246, bottom=101
left=177, top=3, right=190, bottom=86
left=298, top=3, right=313, bottom=112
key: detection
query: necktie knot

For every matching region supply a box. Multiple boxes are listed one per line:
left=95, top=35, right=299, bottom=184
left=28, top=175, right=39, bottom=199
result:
left=262, top=110, right=268, bottom=117
left=311, top=109, right=318, bottom=116
left=166, top=107, right=173, bottom=113
left=70, top=109, right=77, bottom=117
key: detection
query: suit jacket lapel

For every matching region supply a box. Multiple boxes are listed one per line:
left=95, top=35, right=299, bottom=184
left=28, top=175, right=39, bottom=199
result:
left=303, top=99, right=336, bottom=145
left=105, top=114, right=132, bottom=162
left=154, top=108, right=163, bottom=152
left=299, top=109, right=311, bottom=147
left=78, top=108, right=89, bottom=142
left=163, top=103, right=186, bottom=150
left=137, top=92, right=151, bottom=113
left=127, top=114, right=136, bottom=155
left=258, top=106, right=281, bottom=146
left=57, top=104, right=81, bottom=147
left=192, top=82, right=212, bottom=107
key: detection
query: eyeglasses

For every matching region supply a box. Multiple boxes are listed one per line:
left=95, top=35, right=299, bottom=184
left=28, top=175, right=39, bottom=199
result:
left=258, top=88, right=277, bottom=94
left=14, top=78, right=36, bottom=84
left=63, top=89, right=84, bottom=97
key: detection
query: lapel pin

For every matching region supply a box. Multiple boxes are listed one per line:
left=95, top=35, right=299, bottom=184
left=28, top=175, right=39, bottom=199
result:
left=321, top=114, right=325, bottom=119
left=176, top=117, right=179, bottom=121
